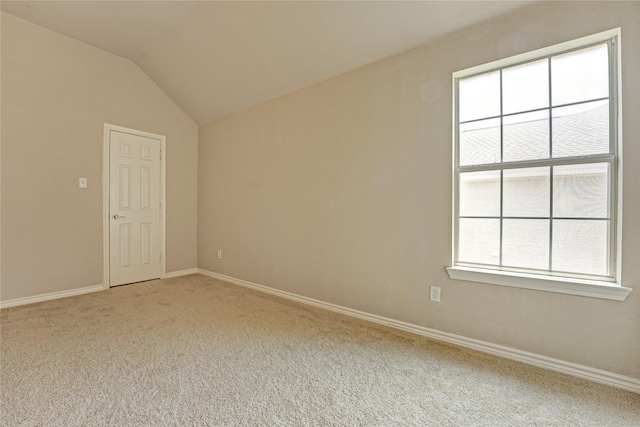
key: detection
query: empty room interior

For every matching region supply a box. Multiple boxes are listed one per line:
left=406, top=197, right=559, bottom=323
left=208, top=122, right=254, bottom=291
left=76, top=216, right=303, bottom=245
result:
left=1, top=1, right=639, bottom=425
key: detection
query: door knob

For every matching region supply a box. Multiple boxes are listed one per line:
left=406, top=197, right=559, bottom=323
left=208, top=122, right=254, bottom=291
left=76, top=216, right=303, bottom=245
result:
left=113, top=215, right=126, bottom=219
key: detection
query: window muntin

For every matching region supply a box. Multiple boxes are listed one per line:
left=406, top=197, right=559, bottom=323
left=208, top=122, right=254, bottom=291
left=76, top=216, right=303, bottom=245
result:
left=453, top=37, right=617, bottom=282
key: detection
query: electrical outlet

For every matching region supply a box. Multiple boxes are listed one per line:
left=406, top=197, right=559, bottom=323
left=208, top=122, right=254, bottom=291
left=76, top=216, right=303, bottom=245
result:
left=217, top=250, right=222, bottom=260
left=430, top=286, right=441, bottom=302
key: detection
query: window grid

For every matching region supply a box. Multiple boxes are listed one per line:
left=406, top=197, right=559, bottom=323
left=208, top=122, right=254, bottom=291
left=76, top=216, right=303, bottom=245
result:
left=454, top=38, right=617, bottom=282
left=458, top=97, right=610, bottom=126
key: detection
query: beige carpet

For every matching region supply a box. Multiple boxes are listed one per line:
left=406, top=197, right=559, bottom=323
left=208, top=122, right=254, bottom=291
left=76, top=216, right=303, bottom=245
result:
left=1, top=274, right=638, bottom=426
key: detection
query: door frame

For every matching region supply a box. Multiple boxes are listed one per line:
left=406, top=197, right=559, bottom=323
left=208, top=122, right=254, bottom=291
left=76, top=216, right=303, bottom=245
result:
left=102, top=123, right=166, bottom=289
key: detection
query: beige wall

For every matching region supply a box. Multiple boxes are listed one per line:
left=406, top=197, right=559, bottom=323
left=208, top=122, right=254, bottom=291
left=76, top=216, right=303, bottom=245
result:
left=1, top=13, right=198, bottom=300
left=199, top=1, right=640, bottom=378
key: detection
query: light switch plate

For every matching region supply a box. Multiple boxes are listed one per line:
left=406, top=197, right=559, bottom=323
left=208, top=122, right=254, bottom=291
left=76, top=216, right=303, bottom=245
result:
left=79, top=177, right=87, bottom=188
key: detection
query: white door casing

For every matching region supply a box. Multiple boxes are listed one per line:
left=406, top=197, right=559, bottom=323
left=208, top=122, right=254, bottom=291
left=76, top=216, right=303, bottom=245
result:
left=104, top=125, right=165, bottom=288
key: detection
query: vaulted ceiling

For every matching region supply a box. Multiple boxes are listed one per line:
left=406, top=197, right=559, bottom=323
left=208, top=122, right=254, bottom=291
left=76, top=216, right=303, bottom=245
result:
left=1, top=1, right=534, bottom=124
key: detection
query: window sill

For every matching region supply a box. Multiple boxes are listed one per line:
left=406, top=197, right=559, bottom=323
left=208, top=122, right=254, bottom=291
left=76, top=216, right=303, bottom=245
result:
left=446, top=266, right=632, bottom=301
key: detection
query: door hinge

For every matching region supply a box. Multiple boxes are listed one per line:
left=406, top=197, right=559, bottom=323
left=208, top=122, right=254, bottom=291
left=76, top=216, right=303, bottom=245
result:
left=160, top=150, right=163, bottom=160
left=160, top=252, right=163, bottom=261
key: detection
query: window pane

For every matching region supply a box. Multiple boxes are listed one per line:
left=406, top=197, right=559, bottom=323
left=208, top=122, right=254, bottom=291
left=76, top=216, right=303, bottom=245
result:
left=459, top=118, right=500, bottom=166
left=552, top=220, right=609, bottom=276
left=552, top=100, right=609, bottom=158
left=459, top=171, right=500, bottom=217
left=503, top=59, right=549, bottom=114
left=553, top=163, right=609, bottom=218
left=502, top=219, right=549, bottom=270
left=458, top=218, right=500, bottom=265
left=551, top=43, right=609, bottom=106
left=459, top=71, right=500, bottom=122
left=503, top=167, right=550, bottom=217
left=503, top=110, right=549, bottom=162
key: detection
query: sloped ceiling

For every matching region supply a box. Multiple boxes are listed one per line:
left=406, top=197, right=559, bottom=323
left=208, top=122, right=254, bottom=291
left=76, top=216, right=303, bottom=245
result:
left=1, top=1, right=534, bottom=124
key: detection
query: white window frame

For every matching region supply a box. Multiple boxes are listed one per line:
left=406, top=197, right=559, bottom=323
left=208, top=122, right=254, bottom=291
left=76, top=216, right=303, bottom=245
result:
left=447, top=28, right=632, bottom=301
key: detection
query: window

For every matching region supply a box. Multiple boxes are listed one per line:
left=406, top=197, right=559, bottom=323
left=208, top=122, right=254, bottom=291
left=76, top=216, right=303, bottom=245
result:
left=447, top=29, right=631, bottom=301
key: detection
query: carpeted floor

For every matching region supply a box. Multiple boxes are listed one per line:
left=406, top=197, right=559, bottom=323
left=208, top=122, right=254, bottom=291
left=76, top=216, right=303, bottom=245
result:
left=1, top=274, right=639, bottom=426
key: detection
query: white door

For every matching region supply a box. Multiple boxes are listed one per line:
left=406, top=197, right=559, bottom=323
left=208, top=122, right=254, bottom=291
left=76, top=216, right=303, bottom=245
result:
left=109, top=130, right=161, bottom=286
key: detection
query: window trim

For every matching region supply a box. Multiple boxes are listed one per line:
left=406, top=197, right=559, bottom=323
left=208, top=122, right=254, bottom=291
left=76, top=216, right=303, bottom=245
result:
left=446, top=266, right=631, bottom=301
left=448, top=28, right=632, bottom=301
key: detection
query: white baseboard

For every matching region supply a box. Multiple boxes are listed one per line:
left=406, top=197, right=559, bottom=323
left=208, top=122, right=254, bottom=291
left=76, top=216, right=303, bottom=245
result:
left=0, top=268, right=198, bottom=309
left=164, top=268, right=198, bottom=279
left=197, top=268, right=640, bottom=394
left=0, top=284, right=104, bottom=309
